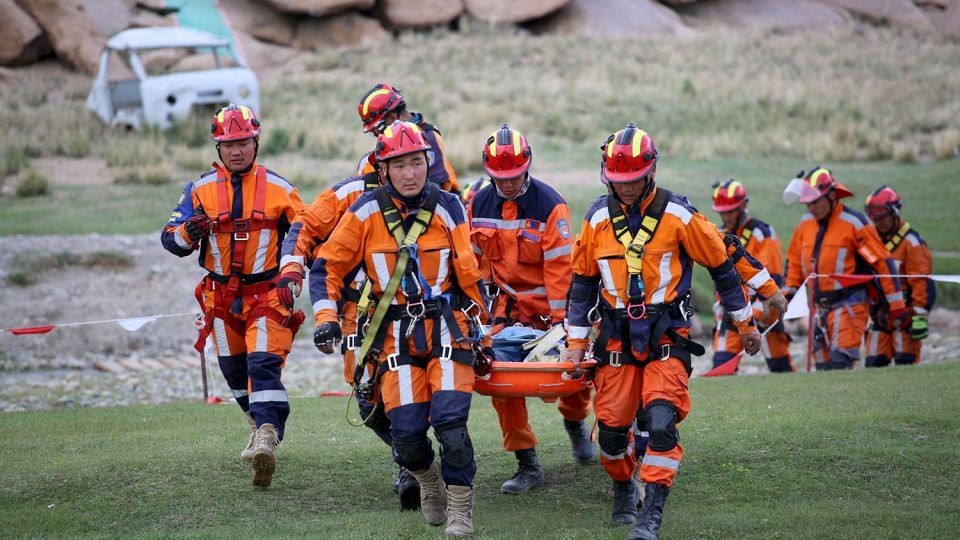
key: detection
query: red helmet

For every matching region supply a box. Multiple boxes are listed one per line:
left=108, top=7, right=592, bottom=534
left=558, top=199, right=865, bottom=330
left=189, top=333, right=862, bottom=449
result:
left=482, top=124, right=532, bottom=180
left=374, top=120, right=431, bottom=163
left=797, top=166, right=853, bottom=203
left=865, top=185, right=902, bottom=219
left=601, top=123, right=658, bottom=184
left=711, top=178, right=749, bottom=212
left=358, top=83, right=406, bottom=133
left=211, top=103, right=260, bottom=142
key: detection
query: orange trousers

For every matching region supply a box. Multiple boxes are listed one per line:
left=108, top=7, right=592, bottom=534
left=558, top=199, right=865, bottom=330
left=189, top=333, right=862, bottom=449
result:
left=592, top=357, right=690, bottom=487
left=864, top=324, right=922, bottom=366
left=812, top=300, right=869, bottom=370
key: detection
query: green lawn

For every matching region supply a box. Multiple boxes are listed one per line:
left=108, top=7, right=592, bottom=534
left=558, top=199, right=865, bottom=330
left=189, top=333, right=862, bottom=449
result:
left=3, top=362, right=959, bottom=538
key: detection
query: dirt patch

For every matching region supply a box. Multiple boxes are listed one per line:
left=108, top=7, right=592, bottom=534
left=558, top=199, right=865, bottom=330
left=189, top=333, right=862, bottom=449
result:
left=29, top=156, right=114, bottom=186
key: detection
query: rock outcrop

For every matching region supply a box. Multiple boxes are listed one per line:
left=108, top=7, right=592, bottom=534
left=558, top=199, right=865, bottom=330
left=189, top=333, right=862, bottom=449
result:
left=0, top=0, right=51, bottom=66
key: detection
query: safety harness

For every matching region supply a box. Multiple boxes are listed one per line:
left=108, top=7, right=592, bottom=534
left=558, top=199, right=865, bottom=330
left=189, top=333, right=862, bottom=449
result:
left=883, top=221, right=911, bottom=253
left=193, top=165, right=304, bottom=352
left=352, top=187, right=481, bottom=396
left=585, top=188, right=704, bottom=373
left=738, top=217, right=758, bottom=248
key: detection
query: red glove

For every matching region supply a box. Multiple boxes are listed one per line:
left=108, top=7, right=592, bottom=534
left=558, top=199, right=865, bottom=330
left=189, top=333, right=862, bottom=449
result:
left=276, top=272, right=302, bottom=308
left=889, top=308, right=911, bottom=331
left=183, top=213, right=211, bottom=242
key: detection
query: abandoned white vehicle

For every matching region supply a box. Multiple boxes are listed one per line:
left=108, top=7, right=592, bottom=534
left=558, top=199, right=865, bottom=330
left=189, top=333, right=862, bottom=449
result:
left=86, top=27, right=260, bottom=130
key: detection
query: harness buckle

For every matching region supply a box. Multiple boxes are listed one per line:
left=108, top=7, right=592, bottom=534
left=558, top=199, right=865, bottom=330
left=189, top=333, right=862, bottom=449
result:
left=406, top=300, right=426, bottom=319
left=587, top=306, right=601, bottom=325
left=386, top=353, right=400, bottom=372
left=658, top=344, right=671, bottom=361
left=609, top=350, right=621, bottom=368
left=346, top=334, right=357, bottom=351
left=439, top=345, right=453, bottom=362
left=627, top=302, right=647, bottom=320
left=234, top=232, right=250, bottom=241
left=233, top=219, right=249, bottom=232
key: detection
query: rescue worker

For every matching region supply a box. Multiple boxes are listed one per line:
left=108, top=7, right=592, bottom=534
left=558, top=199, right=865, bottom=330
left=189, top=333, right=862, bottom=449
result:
left=356, top=83, right=460, bottom=194
left=460, top=178, right=491, bottom=205
left=710, top=179, right=794, bottom=373
left=783, top=167, right=909, bottom=370
left=565, top=124, right=763, bottom=539
left=467, top=124, right=594, bottom=495
left=161, top=103, right=305, bottom=488
left=278, top=160, right=424, bottom=509
left=863, top=185, right=935, bottom=366
left=310, top=121, right=491, bottom=537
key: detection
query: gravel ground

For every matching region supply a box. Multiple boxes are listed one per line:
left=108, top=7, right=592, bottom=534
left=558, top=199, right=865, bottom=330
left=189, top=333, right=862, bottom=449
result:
left=1, top=234, right=958, bottom=412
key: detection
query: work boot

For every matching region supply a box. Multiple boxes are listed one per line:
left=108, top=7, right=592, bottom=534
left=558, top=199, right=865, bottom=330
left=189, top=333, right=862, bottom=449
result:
left=251, top=423, right=279, bottom=488
left=628, top=482, right=671, bottom=540
left=500, top=448, right=545, bottom=494
left=563, top=419, right=596, bottom=463
left=444, top=485, right=474, bottom=537
left=240, top=412, right=256, bottom=463
left=611, top=478, right=641, bottom=525
left=408, top=460, right=446, bottom=526
left=394, top=466, right=421, bottom=511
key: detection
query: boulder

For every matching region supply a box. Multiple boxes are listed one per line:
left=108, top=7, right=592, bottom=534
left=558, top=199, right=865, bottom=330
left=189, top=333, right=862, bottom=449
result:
left=263, top=0, right=373, bottom=17
left=231, top=28, right=301, bottom=73
left=221, top=0, right=297, bottom=46
left=932, top=0, right=960, bottom=36
left=293, top=11, right=388, bottom=50
left=530, top=0, right=695, bottom=37
left=0, top=0, right=51, bottom=66
left=381, top=0, right=463, bottom=28
left=15, top=0, right=104, bottom=75
left=676, top=0, right=852, bottom=30
left=464, top=0, right=571, bottom=23
left=818, top=0, right=931, bottom=29
left=81, top=0, right=132, bottom=37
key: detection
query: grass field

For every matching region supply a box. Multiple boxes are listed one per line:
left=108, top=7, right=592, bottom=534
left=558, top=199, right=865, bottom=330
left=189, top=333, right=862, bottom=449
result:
left=2, top=362, right=959, bottom=538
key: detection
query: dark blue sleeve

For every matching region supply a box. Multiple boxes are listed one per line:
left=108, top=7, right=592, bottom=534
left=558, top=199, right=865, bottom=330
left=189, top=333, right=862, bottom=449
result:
left=160, top=182, right=198, bottom=257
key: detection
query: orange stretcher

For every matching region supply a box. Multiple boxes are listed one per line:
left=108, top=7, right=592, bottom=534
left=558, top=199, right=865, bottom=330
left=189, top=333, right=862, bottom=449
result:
left=473, top=359, right=597, bottom=402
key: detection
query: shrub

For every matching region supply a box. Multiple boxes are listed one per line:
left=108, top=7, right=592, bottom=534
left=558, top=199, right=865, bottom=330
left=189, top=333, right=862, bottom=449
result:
left=262, top=127, right=291, bottom=155
left=15, top=168, right=50, bottom=197
left=112, top=163, right=172, bottom=185
left=3, top=148, right=29, bottom=177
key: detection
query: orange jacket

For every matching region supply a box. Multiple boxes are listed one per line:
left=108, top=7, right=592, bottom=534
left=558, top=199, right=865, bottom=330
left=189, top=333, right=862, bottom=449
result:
left=727, top=214, right=784, bottom=287
left=162, top=162, right=304, bottom=278
left=567, top=185, right=756, bottom=354
left=356, top=113, right=460, bottom=193
left=785, top=203, right=906, bottom=311
left=467, top=177, right=572, bottom=324
left=882, top=220, right=935, bottom=313
left=279, top=172, right=379, bottom=276
left=310, top=184, right=487, bottom=352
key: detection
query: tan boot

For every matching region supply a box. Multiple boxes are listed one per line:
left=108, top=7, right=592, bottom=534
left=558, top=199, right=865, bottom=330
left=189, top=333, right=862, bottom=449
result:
left=240, top=413, right=257, bottom=463
left=251, top=423, right=278, bottom=488
left=444, top=485, right=474, bottom=537
left=408, top=460, right=446, bottom=526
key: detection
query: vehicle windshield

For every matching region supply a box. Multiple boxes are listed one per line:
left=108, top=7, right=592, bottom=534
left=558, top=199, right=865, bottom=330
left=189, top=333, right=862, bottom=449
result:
left=138, top=46, right=241, bottom=76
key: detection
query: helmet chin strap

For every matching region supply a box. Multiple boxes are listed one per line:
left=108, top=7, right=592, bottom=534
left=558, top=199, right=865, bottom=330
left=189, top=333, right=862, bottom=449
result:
left=494, top=174, right=530, bottom=200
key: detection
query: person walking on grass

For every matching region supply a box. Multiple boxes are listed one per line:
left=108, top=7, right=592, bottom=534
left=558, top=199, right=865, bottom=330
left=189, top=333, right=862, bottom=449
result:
left=565, top=124, right=762, bottom=539
left=310, top=121, right=492, bottom=537
left=710, top=178, right=795, bottom=373
left=863, top=185, right=935, bottom=366
left=467, top=124, right=594, bottom=495
left=783, top=167, right=908, bottom=370
left=161, top=104, right=305, bottom=488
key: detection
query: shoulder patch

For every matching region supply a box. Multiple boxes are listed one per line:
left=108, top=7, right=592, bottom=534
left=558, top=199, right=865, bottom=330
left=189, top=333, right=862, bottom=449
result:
left=177, top=192, right=186, bottom=205
left=557, top=218, right=571, bottom=240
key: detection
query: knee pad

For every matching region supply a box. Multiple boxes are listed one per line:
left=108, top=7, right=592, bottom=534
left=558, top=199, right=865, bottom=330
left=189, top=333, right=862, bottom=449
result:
left=217, top=353, right=248, bottom=388
left=393, top=436, right=432, bottom=465
left=435, top=424, right=474, bottom=470
left=597, top=422, right=630, bottom=457
left=645, top=401, right=679, bottom=453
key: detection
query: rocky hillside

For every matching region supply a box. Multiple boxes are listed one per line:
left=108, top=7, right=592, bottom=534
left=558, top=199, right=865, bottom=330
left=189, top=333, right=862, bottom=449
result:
left=3, top=0, right=958, bottom=74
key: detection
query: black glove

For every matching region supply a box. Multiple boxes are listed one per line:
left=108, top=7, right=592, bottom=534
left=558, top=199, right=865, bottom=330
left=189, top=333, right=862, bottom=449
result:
left=472, top=344, right=495, bottom=377
left=183, top=212, right=211, bottom=242
left=313, top=322, right=342, bottom=354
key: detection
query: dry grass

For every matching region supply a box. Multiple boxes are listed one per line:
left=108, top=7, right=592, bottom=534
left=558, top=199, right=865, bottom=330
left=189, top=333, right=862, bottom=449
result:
left=0, top=23, right=957, bottom=183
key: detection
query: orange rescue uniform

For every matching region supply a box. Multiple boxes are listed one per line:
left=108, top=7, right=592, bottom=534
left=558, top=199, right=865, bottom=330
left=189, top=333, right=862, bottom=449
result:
left=785, top=203, right=906, bottom=370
